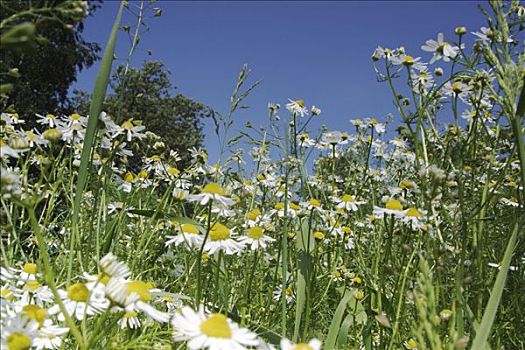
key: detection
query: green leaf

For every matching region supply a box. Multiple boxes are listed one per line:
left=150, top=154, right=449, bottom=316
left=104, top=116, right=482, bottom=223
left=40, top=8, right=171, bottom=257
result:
left=293, top=219, right=314, bottom=341
left=325, top=290, right=354, bottom=350
left=470, top=222, right=519, bottom=349
left=68, top=1, right=125, bottom=281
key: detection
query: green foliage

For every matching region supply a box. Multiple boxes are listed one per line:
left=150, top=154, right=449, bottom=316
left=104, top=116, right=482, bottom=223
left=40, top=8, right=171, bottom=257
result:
left=72, top=61, right=212, bottom=169
left=0, top=0, right=100, bottom=117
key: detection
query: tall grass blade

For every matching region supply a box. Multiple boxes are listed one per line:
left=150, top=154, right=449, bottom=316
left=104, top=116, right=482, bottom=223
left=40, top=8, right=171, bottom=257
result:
left=68, top=1, right=124, bottom=281
left=470, top=222, right=519, bottom=349
left=293, top=219, right=314, bottom=341
left=325, top=289, right=353, bottom=350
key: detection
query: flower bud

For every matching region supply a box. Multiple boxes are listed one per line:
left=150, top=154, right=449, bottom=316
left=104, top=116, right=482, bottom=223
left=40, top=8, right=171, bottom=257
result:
left=42, top=128, right=63, bottom=142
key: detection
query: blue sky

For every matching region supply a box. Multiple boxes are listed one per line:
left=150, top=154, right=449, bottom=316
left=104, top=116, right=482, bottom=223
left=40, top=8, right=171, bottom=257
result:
left=74, top=1, right=486, bottom=163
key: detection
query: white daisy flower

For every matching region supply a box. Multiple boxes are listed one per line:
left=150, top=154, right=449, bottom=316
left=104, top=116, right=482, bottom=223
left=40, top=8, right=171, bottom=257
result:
left=34, top=319, right=69, bottom=350
left=165, top=223, right=204, bottom=249
left=172, top=306, right=259, bottom=350
left=36, top=113, right=58, bottom=128
left=373, top=199, right=405, bottom=218
left=187, top=183, right=235, bottom=207
left=48, top=282, right=109, bottom=321
left=1, top=315, right=39, bottom=350
left=401, top=208, right=427, bottom=229
left=203, top=223, right=244, bottom=256
left=421, top=33, right=459, bottom=63
left=286, top=99, right=308, bottom=117
left=105, top=278, right=169, bottom=323
left=99, top=253, right=131, bottom=280
left=333, top=194, right=366, bottom=212
left=237, top=226, right=276, bottom=251
left=280, top=338, right=322, bottom=350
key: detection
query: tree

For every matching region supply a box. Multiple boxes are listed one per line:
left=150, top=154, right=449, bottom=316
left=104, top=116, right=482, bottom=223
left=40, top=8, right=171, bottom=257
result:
left=0, top=0, right=101, bottom=117
left=72, top=60, right=212, bottom=168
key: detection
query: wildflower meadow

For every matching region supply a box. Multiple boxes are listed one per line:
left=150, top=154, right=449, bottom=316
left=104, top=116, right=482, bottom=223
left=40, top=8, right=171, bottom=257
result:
left=1, top=1, right=524, bottom=349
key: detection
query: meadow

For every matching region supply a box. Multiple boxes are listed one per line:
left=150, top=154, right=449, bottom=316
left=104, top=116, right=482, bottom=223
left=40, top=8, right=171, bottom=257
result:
left=1, top=1, right=524, bottom=349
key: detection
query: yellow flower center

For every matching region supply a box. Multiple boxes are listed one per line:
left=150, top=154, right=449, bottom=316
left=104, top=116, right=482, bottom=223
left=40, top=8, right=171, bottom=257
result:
left=290, top=203, right=301, bottom=211
left=405, top=208, right=422, bottom=217
left=400, top=180, right=413, bottom=189
left=199, top=314, right=232, bottom=339
left=124, top=310, right=138, bottom=318
left=126, top=280, right=152, bottom=301
left=341, top=194, right=355, bottom=202
left=67, top=283, right=90, bottom=302
left=22, top=263, right=37, bottom=275
left=181, top=224, right=200, bottom=235
left=285, top=287, right=293, bottom=296
left=168, top=167, right=180, bottom=175
left=313, top=231, right=325, bottom=240
left=405, top=339, right=418, bottom=349
left=451, top=81, right=463, bottom=93
left=24, top=281, right=41, bottom=292
left=124, top=172, right=134, bottom=183
left=275, top=203, right=285, bottom=210
left=308, top=198, right=321, bottom=207
left=402, top=55, right=415, bottom=65
left=209, top=223, right=231, bottom=241
left=7, top=333, right=31, bottom=350
left=295, top=99, right=305, bottom=108
left=121, top=120, right=134, bottom=129
left=293, top=343, right=314, bottom=350
left=202, top=183, right=225, bottom=195
left=247, top=226, right=264, bottom=239
left=23, top=304, right=47, bottom=326
left=247, top=208, right=261, bottom=220
left=98, top=273, right=110, bottom=285
left=385, top=199, right=403, bottom=211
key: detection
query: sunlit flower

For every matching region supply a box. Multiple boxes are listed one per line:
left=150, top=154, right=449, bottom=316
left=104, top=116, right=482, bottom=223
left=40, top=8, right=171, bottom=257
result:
left=165, top=223, right=204, bottom=249
left=172, top=306, right=259, bottom=350
left=286, top=99, right=308, bottom=117
left=188, top=183, right=235, bottom=207
left=280, top=338, right=322, bottom=350
left=421, top=33, right=459, bottom=63
left=237, top=226, right=275, bottom=250
left=48, top=282, right=109, bottom=321
left=203, top=223, right=244, bottom=255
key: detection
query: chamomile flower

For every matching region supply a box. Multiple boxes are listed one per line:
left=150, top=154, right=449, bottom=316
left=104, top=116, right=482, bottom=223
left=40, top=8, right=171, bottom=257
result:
left=114, top=119, right=146, bottom=142
left=203, top=223, right=244, bottom=255
left=48, top=282, right=109, bottom=321
left=99, top=253, right=131, bottom=280
left=286, top=99, right=308, bottom=117
left=117, top=310, right=142, bottom=329
left=36, top=114, right=58, bottom=128
left=105, top=278, right=169, bottom=323
left=34, top=319, right=69, bottom=350
left=165, top=223, right=204, bottom=249
left=401, top=208, right=427, bottom=229
left=333, top=194, right=365, bottom=212
left=373, top=199, right=405, bottom=218
left=172, top=306, right=259, bottom=350
left=280, top=338, right=322, bottom=350
left=404, top=339, right=418, bottom=349
left=421, top=33, right=459, bottom=63
left=237, top=226, right=275, bottom=250
left=1, top=315, right=39, bottom=350
left=188, top=183, right=235, bottom=207
left=273, top=285, right=294, bottom=304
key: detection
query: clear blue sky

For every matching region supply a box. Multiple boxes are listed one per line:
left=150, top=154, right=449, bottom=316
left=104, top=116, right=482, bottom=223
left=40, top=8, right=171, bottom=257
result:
left=74, top=1, right=486, bottom=163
